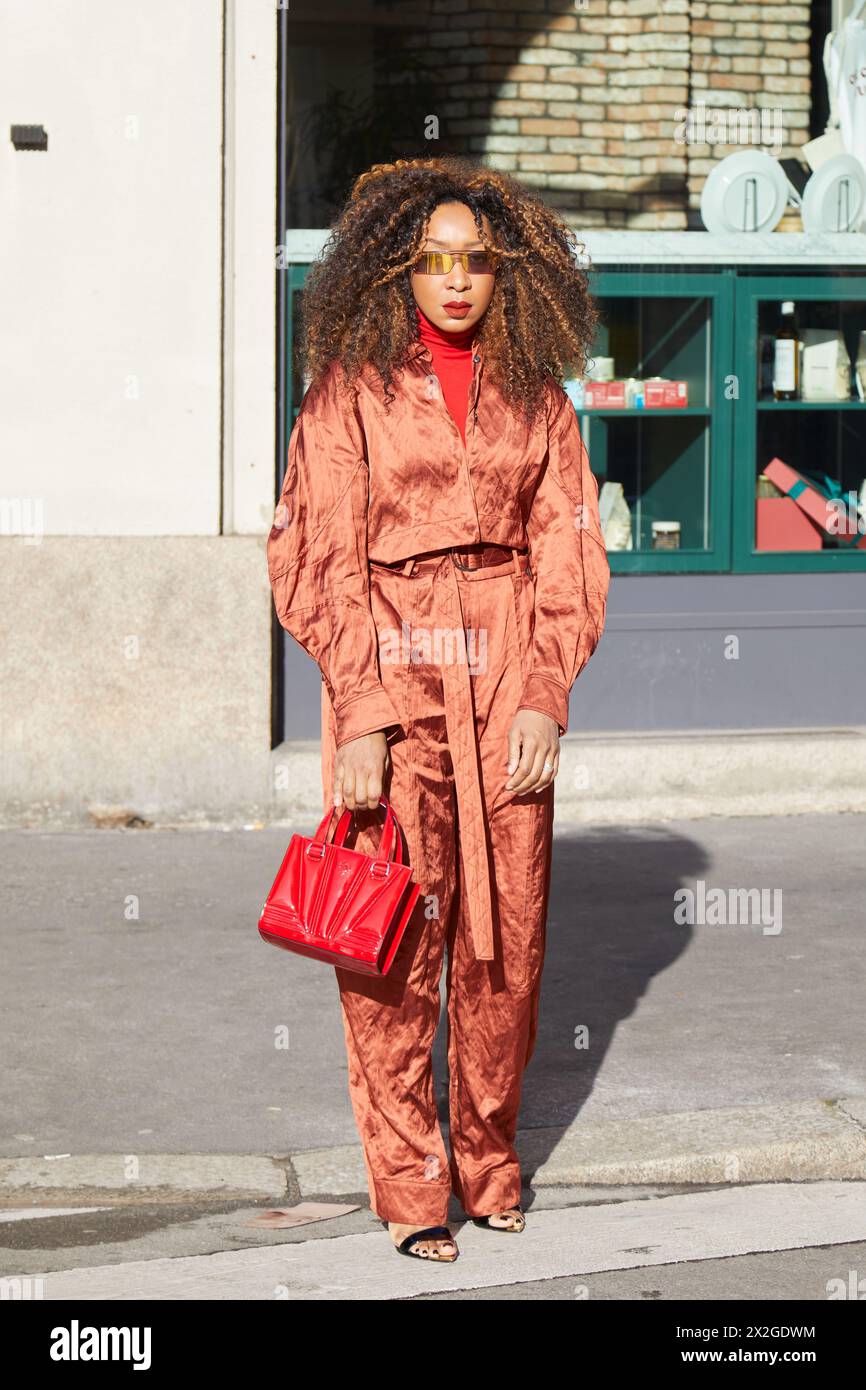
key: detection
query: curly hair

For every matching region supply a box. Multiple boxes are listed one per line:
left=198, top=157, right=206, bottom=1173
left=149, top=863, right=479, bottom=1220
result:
left=298, top=155, right=597, bottom=425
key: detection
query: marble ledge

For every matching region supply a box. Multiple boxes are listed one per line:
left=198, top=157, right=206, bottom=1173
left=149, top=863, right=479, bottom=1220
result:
left=282, top=229, right=866, bottom=268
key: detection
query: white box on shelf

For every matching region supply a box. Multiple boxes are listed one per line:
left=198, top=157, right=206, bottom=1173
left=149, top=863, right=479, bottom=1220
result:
left=800, top=329, right=851, bottom=401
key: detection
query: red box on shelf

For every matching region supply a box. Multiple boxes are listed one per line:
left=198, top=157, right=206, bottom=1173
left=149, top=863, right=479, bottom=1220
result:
left=755, top=498, right=823, bottom=551
left=584, top=381, right=626, bottom=409
left=762, top=456, right=853, bottom=537
left=644, top=380, right=689, bottom=408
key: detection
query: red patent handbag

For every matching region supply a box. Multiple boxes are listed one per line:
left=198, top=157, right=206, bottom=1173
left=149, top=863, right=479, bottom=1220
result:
left=258, top=797, right=421, bottom=976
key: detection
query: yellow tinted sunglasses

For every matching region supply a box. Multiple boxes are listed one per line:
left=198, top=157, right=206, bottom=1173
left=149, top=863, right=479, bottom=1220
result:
left=413, top=250, right=497, bottom=275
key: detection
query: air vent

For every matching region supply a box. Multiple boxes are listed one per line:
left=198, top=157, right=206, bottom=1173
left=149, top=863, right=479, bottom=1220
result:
left=11, top=125, right=48, bottom=151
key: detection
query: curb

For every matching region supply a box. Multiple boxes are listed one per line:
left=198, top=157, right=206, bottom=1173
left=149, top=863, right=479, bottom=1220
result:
left=2, top=1098, right=864, bottom=1203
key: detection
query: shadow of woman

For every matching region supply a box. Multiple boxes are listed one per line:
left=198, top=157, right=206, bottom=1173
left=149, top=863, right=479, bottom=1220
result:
left=435, top=822, right=711, bottom=1201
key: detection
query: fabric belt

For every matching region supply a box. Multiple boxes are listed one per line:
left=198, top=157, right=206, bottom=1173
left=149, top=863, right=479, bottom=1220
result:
left=370, top=543, right=531, bottom=961
left=373, top=542, right=528, bottom=578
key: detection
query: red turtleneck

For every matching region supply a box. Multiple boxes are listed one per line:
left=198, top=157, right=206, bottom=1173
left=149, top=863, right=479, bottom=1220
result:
left=415, top=305, right=477, bottom=444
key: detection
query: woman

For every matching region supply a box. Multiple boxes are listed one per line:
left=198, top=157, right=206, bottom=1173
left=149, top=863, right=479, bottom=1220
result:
left=267, top=155, right=609, bottom=1262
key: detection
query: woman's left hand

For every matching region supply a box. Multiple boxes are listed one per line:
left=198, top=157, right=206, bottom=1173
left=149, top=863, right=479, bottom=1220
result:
left=505, top=709, right=560, bottom=794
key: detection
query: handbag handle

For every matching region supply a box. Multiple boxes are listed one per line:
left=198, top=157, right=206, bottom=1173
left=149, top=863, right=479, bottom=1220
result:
left=331, top=799, right=403, bottom=866
left=307, top=796, right=404, bottom=873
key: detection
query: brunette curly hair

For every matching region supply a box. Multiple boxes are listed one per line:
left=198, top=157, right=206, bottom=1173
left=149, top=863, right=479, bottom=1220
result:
left=298, top=155, right=597, bottom=424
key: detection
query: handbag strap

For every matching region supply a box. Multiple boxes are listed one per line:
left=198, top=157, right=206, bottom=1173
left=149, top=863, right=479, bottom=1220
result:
left=333, top=798, right=403, bottom=867
left=310, top=797, right=404, bottom=867
left=331, top=801, right=387, bottom=853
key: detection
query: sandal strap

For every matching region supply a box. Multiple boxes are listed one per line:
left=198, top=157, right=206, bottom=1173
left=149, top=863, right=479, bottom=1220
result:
left=398, top=1225, right=453, bottom=1252
left=474, top=1206, right=524, bottom=1228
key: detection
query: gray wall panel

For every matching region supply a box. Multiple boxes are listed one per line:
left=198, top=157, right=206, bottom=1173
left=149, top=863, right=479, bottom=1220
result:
left=281, top=573, right=866, bottom=738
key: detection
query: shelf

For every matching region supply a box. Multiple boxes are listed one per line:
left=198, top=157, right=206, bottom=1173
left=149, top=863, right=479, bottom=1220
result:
left=756, top=400, right=866, bottom=410
left=578, top=406, right=710, bottom=417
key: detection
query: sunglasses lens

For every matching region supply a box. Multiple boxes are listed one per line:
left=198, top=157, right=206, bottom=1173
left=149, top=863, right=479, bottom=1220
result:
left=414, top=251, right=496, bottom=274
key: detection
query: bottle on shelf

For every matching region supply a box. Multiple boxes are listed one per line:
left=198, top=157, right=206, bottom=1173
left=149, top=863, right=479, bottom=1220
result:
left=758, top=333, right=775, bottom=399
left=773, top=301, right=800, bottom=401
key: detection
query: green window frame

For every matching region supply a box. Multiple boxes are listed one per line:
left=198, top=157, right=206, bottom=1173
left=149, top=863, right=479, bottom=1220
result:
left=280, top=259, right=866, bottom=574
left=732, top=273, right=866, bottom=574
left=582, top=269, right=734, bottom=574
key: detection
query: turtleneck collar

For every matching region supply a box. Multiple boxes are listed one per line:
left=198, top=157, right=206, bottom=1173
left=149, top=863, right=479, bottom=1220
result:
left=415, top=304, right=477, bottom=355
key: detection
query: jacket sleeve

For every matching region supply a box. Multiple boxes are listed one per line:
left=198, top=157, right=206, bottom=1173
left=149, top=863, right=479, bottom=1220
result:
left=266, top=362, right=404, bottom=750
left=518, top=383, right=610, bottom=735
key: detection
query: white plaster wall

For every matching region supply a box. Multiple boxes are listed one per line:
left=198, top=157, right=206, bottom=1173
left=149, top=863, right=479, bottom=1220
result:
left=0, top=0, right=224, bottom=535
left=0, top=1, right=280, bottom=822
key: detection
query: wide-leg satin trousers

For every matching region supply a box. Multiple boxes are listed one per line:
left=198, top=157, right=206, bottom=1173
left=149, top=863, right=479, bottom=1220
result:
left=320, top=549, right=554, bottom=1225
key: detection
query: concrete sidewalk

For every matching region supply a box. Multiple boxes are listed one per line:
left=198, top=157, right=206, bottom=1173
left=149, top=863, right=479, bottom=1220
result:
left=11, top=1183, right=866, bottom=1301
left=1, top=813, right=864, bottom=1205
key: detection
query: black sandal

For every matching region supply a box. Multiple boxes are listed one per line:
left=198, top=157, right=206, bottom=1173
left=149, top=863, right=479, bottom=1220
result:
left=393, top=1224, right=459, bottom=1261
left=472, top=1205, right=525, bottom=1233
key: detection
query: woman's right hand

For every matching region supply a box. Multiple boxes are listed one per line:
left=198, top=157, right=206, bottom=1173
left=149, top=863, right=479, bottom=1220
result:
left=334, top=731, right=389, bottom=811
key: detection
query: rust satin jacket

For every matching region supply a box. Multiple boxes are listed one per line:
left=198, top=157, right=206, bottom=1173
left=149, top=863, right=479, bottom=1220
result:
left=267, top=338, right=610, bottom=748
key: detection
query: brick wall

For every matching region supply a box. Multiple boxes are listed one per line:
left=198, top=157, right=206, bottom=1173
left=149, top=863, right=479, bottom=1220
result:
left=382, top=0, right=814, bottom=229
left=687, top=0, right=811, bottom=219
